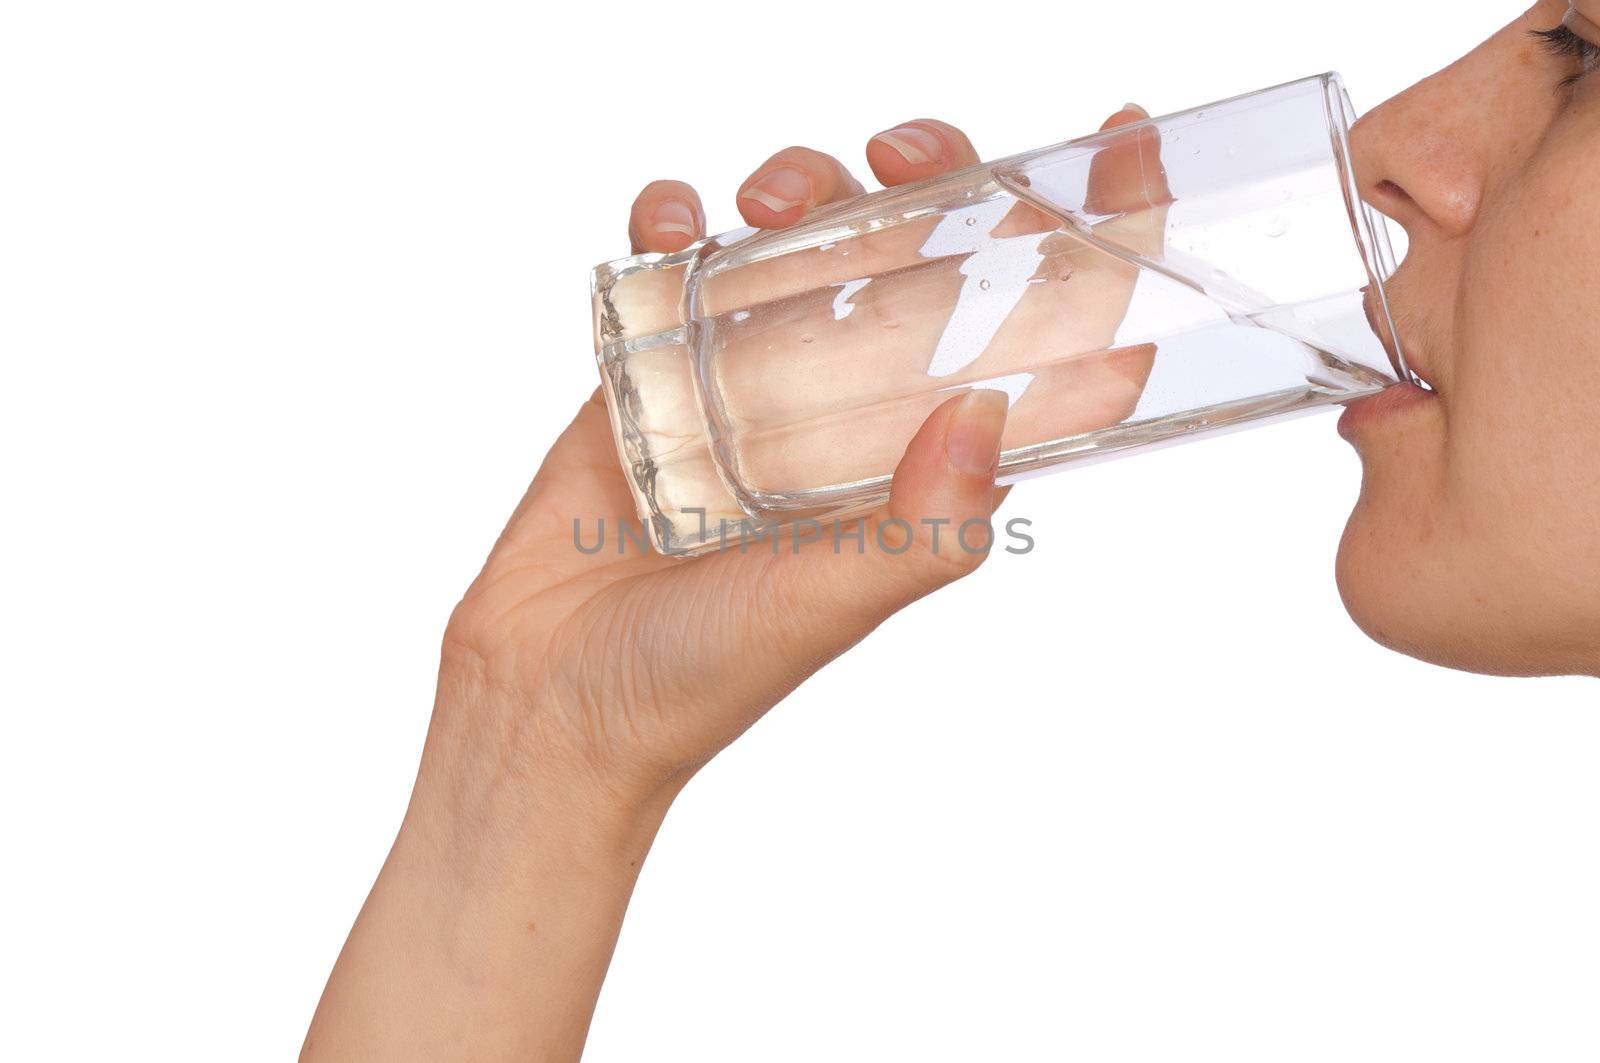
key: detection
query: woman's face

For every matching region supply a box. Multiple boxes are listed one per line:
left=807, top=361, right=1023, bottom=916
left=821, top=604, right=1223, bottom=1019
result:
left=1337, top=0, right=1600, bottom=676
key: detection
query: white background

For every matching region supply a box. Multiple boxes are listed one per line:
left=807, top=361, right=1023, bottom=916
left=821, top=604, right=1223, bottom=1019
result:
left=4, top=1, right=1595, bottom=1059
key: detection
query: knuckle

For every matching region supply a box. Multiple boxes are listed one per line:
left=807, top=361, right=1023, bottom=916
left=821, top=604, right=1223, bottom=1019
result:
left=898, top=523, right=989, bottom=585
left=921, top=538, right=987, bottom=582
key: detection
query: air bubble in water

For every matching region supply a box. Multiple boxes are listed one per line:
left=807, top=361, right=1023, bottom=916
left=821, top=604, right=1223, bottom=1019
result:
left=979, top=279, right=991, bottom=290
left=965, top=216, right=977, bottom=226
left=800, top=333, right=815, bottom=343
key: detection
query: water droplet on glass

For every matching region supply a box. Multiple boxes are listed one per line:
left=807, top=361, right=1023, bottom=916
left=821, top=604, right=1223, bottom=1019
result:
left=1059, top=272, right=1073, bottom=282
left=1265, top=215, right=1289, bottom=238
left=965, top=216, right=977, bottom=226
left=800, top=333, right=815, bottom=344
left=883, top=319, right=900, bottom=330
left=1191, top=147, right=1201, bottom=155
left=979, top=279, right=991, bottom=290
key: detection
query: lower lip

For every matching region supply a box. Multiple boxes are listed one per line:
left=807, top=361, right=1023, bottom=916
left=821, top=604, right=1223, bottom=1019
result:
left=1337, top=382, right=1436, bottom=440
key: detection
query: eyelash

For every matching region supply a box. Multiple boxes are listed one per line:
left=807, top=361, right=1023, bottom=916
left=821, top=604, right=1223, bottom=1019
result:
left=1531, top=25, right=1600, bottom=87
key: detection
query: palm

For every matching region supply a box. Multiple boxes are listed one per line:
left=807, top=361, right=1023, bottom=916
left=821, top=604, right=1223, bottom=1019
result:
left=443, top=391, right=835, bottom=788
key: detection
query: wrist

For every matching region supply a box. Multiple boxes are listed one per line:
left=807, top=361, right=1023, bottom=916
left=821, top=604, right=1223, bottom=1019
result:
left=408, top=696, right=676, bottom=893
left=303, top=683, right=675, bottom=1062
left=422, top=648, right=686, bottom=863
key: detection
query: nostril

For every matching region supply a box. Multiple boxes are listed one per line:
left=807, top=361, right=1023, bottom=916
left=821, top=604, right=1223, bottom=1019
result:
left=1361, top=182, right=1412, bottom=269
left=1368, top=180, right=1421, bottom=248
left=1374, top=179, right=1412, bottom=204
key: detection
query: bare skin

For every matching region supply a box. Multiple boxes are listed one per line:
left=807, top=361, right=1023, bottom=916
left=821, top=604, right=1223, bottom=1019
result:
left=1338, top=1, right=1600, bottom=675
left=302, top=105, right=1152, bottom=1063
left=305, top=3, right=1600, bottom=1056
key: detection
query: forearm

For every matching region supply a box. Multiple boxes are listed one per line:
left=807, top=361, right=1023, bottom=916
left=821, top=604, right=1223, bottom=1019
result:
left=302, top=686, right=671, bottom=1062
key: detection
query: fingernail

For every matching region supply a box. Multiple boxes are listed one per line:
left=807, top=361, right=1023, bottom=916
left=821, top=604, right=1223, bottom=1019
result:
left=651, top=199, right=697, bottom=237
left=740, top=166, right=811, bottom=213
left=1122, top=102, right=1148, bottom=118
left=945, top=390, right=1009, bottom=477
left=872, top=125, right=944, bottom=166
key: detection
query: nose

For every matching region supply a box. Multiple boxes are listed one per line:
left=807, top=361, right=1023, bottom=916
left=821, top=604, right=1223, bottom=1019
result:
left=1348, top=71, right=1484, bottom=242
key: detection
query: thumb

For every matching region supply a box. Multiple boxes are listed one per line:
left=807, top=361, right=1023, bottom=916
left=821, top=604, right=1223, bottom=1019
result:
left=665, top=389, right=1009, bottom=740
left=741, top=389, right=1010, bottom=648
left=871, top=388, right=1011, bottom=599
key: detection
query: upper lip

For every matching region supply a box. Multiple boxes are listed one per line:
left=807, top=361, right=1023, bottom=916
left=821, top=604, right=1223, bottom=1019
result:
left=1362, top=283, right=1436, bottom=393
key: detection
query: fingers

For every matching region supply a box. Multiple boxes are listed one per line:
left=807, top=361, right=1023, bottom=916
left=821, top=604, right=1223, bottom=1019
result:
left=633, top=117, right=982, bottom=249
left=629, top=180, right=706, bottom=254
left=628, top=106, right=1154, bottom=250
left=1085, top=101, right=1175, bottom=217
left=737, top=146, right=866, bottom=229
left=1101, top=102, right=1149, bottom=131
left=865, top=118, right=980, bottom=186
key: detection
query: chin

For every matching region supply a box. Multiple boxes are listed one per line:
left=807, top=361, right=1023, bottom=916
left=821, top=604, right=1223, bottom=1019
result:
left=1332, top=389, right=1564, bottom=677
left=1335, top=489, right=1598, bottom=679
left=1334, top=497, right=1455, bottom=669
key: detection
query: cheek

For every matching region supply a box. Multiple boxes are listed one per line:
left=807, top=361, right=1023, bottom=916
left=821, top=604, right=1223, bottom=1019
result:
left=1448, top=141, right=1600, bottom=566
left=1340, top=131, right=1600, bottom=674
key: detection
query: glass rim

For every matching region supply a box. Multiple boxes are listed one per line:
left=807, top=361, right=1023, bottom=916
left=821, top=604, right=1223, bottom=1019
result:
left=1318, top=71, right=1413, bottom=387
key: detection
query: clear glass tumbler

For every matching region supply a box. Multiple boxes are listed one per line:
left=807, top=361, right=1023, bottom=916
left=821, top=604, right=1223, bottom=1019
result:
left=591, top=72, right=1407, bottom=555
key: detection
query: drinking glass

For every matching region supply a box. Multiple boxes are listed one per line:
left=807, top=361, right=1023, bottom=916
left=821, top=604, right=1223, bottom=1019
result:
left=591, top=72, right=1407, bottom=555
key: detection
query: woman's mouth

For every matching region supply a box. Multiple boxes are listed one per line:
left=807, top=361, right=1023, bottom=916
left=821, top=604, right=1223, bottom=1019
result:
left=1340, top=284, right=1439, bottom=440
left=1337, top=380, right=1436, bottom=440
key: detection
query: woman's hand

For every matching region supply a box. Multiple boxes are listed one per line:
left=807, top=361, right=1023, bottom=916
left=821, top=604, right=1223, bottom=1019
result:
left=441, top=102, right=1161, bottom=822
left=303, top=105, right=1153, bottom=1063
